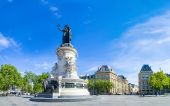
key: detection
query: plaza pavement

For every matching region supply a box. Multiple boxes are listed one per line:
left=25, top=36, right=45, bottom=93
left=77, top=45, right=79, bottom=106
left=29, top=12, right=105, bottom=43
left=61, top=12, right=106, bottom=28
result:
left=0, top=95, right=169, bottom=106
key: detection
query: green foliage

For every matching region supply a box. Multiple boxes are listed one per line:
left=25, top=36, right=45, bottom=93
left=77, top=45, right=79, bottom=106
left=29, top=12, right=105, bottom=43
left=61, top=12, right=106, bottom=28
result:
left=149, top=71, right=169, bottom=91
left=105, top=80, right=114, bottom=93
left=24, top=71, right=37, bottom=83
left=0, top=64, right=49, bottom=94
left=87, top=80, right=94, bottom=90
left=0, top=64, right=22, bottom=91
left=20, top=71, right=37, bottom=93
left=21, top=71, right=49, bottom=94
left=33, top=72, right=48, bottom=93
left=169, top=78, right=170, bottom=89
left=88, top=79, right=114, bottom=94
left=20, top=77, right=33, bottom=93
left=33, top=82, right=43, bottom=93
left=37, top=72, right=49, bottom=83
left=0, top=73, right=5, bottom=90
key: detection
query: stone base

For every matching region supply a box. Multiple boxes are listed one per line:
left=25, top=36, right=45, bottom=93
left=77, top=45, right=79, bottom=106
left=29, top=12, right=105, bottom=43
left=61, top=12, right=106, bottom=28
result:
left=30, top=96, right=96, bottom=102
left=36, top=92, right=59, bottom=98
left=60, top=78, right=90, bottom=96
left=60, top=88, right=90, bottom=97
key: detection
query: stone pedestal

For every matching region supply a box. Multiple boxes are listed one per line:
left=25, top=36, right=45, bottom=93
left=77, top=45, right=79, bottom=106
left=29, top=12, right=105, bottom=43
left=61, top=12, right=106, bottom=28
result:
left=53, top=43, right=78, bottom=79
left=59, top=78, right=90, bottom=96
left=50, top=43, right=89, bottom=97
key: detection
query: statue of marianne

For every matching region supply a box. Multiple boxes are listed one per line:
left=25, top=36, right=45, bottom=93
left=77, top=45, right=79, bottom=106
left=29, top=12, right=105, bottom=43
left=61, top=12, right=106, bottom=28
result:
left=57, top=24, right=72, bottom=44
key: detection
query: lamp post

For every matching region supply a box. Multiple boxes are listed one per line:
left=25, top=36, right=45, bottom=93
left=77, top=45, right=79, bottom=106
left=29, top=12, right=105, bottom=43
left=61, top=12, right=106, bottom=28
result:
left=31, top=82, right=34, bottom=95
left=93, top=75, right=96, bottom=95
left=93, top=79, right=95, bottom=95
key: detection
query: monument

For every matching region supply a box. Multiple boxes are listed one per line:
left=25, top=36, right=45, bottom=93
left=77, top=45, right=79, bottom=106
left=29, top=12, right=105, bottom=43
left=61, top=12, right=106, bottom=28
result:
left=30, top=25, right=90, bottom=102
left=49, top=24, right=90, bottom=97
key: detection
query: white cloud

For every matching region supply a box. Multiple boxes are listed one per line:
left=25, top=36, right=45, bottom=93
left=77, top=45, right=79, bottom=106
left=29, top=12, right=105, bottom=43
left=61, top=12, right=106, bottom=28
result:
left=40, top=0, right=48, bottom=5
left=82, top=6, right=93, bottom=25
left=110, top=10, right=170, bottom=84
left=49, top=6, right=62, bottom=19
left=34, top=62, right=52, bottom=70
left=50, top=6, right=58, bottom=12
left=54, top=12, right=62, bottom=19
left=9, top=38, right=20, bottom=49
left=40, top=0, right=62, bottom=19
left=0, top=33, right=10, bottom=48
left=0, top=32, right=20, bottom=51
left=0, top=55, right=8, bottom=63
left=87, top=66, right=98, bottom=73
left=0, top=53, right=56, bottom=75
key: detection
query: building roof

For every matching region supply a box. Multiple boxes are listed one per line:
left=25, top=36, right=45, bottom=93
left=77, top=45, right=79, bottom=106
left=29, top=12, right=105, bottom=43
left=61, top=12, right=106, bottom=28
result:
left=79, top=74, right=95, bottom=79
left=140, top=64, right=153, bottom=72
left=118, top=75, right=127, bottom=80
left=97, top=65, right=114, bottom=72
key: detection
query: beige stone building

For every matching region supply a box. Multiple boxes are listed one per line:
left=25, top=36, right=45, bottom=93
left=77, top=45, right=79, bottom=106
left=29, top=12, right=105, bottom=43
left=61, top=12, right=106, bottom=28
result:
left=95, top=65, right=129, bottom=94
left=128, top=83, right=139, bottom=94
left=138, top=64, right=153, bottom=95
left=116, top=75, right=129, bottom=94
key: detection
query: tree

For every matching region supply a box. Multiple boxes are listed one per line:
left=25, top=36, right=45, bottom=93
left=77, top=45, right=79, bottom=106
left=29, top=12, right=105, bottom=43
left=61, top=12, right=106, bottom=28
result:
left=21, top=71, right=37, bottom=93
left=21, top=71, right=49, bottom=94
left=94, top=80, right=103, bottom=94
left=20, top=77, right=32, bottom=93
left=0, top=73, right=5, bottom=90
left=0, top=64, right=22, bottom=91
left=87, top=80, right=95, bottom=90
left=37, top=72, right=49, bottom=83
left=88, top=79, right=114, bottom=94
left=104, top=80, right=114, bottom=93
left=167, top=77, right=170, bottom=90
left=149, top=71, right=169, bottom=94
left=23, top=71, right=37, bottom=84
left=33, top=72, right=49, bottom=94
left=33, top=82, right=43, bottom=93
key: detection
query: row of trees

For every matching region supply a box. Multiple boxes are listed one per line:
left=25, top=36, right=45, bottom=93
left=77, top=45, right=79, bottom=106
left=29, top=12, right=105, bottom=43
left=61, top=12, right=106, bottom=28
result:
left=0, top=64, right=48, bottom=94
left=149, top=71, right=170, bottom=94
left=88, top=79, right=114, bottom=94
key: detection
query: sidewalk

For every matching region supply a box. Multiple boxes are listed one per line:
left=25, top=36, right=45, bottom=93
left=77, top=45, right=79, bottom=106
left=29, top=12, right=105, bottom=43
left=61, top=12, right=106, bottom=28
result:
left=140, top=95, right=168, bottom=97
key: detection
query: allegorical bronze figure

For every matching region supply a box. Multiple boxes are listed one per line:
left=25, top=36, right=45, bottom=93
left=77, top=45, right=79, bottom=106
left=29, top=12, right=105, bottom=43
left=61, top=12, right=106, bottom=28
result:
left=57, top=24, right=72, bottom=44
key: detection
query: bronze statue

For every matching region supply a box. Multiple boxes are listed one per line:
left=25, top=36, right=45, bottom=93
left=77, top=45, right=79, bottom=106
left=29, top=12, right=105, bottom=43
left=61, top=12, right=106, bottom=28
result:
left=42, top=79, right=59, bottom=93
left=57, top=24, right=72, bottom=44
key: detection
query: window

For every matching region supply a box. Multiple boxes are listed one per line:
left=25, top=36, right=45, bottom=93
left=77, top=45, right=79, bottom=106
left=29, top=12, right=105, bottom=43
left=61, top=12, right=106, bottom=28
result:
left=65, top=83, right=75, bottom=88
left=76, top=83, right=84, bottom=88
left=143, top=86, right=145, bottom=89
left=146, top=86, right=148, bottom=89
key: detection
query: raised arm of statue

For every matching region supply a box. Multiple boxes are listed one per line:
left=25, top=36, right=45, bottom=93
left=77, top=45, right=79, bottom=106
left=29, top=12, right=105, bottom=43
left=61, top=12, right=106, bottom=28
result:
left=57, top=24, right=64, bottom=32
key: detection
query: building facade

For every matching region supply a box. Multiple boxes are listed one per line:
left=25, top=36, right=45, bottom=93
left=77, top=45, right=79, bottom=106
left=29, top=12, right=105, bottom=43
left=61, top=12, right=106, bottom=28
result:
left=138, top=64, right=153, bottom=95
left=85, top=65, right=129, bottom=95
left=116, top=75, right=129, bottom=94
left=128, top=83, right=139, bottom=95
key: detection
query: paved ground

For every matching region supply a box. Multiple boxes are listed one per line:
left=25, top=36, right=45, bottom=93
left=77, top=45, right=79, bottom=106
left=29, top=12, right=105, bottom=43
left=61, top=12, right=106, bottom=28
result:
left=0, top=95, right=169, bottom=106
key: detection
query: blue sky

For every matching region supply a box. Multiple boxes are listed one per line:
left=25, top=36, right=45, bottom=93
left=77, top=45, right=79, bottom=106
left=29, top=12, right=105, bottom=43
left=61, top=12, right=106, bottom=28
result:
left=1, top=0, right=170, bottom=84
